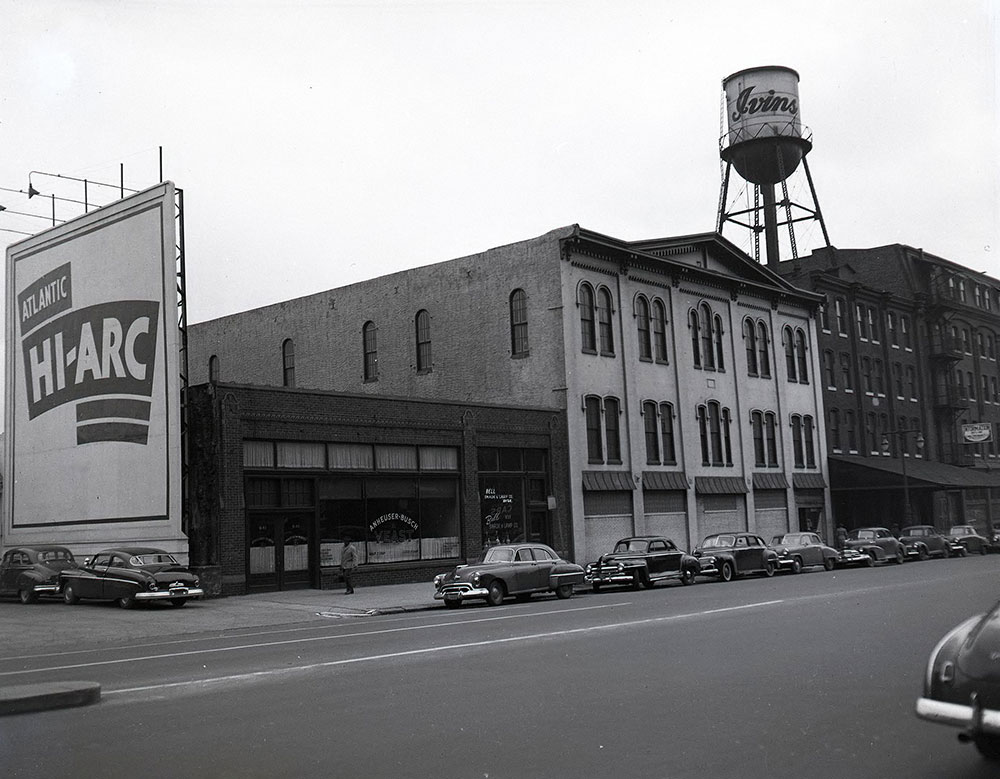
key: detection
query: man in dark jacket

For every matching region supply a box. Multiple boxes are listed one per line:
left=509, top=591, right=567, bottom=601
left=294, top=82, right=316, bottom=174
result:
left=340, top=538, right=359, bottom=594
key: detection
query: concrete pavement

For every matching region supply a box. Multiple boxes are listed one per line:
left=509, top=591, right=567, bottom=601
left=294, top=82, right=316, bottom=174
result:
left=0, top=580, right=439, bottom=716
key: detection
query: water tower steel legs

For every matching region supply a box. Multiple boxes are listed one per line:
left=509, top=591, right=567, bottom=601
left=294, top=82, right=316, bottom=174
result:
left=762, top=184, right=780, bottom=267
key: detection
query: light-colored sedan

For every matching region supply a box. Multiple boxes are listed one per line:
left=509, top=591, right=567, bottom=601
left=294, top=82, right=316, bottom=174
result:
left=770, top=532, right=839, bottom=573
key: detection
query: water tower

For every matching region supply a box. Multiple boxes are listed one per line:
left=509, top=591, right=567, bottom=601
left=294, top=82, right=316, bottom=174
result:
left=716, top=66, right=830, bottom=266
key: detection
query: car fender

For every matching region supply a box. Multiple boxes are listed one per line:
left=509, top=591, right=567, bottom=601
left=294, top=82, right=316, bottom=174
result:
left=714, top=552, right=737, bottom=572
left=681, top=554, right=701, bottom=573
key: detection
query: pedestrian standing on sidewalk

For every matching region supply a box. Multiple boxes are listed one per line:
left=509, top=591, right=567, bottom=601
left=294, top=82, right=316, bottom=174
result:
left=340, top=537, right=359, bottom=595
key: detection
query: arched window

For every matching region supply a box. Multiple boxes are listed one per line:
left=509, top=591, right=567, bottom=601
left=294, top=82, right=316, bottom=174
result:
left=652, top=300, right=668, bottom=363
left=751, top=410, right=765, bottom=466
left=208, top=354, right=219, bottom=384
left=363, top=321, right=378, bottom=381
left=643, top=400, right=659, bottom=463
left=659, top=402, right=676, bottom=464
left=698, top=400, right=730, bottom=466
left=804, top=415, right=815, bottom=467
left=700, top=303, right=714, bottom=369
left=795, top=328, right=808, bottom=383
left=579, top=283, right=596, bottom=352
left=282, top=339, right=295, bottom=388
left=764, top=411, right=778, bottom=466
left=636, top=296, right=651, bottom=360
left=744, top=318, right=759, bottom=376
left=585, top=395, right=603, bottom=462
left=689, top=308, right=702, bottom=368
left=604, top=396, right=621, bottom=462
left=597, top=287, right=615, bottom=355
left=415, top=309, right=432, bottom=372
left=713, top=315, right=725, bottom=371
left=510, top=289, right=529, bottom=357
left=757, top=322, right=771, bottom=377
left=791, top=414, right=804, bottom=467
left=783, top=326, right=796, bottom=381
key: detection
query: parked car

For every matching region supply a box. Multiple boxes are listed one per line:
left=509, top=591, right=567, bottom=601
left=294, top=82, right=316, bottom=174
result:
left=692, top=532, right=779, bottom=581
left=770, top=532, right=838, bottom=573
left=916, top=599, right=1000, bottom=761
left=0, top=545, right=79, bottom=604
left=843, top=527, right=905, bottom=564
left=586, top=536, right=699, bottom=591
left=60, top=547, right=203, bottom=609
left=899, top=525, right=964, bottom=559
left=948, top=525, right=991, bottom=556
left=433, top=543, right=585, bottom=607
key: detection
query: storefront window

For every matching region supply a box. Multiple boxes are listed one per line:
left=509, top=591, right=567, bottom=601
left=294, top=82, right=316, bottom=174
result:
left=480, top=476, right=524, bottom=546
left=419, top=480, right=461, bottom=559
left=367, top=479, right=420, bottom=563
left=318, top=478, right=366, bottom=567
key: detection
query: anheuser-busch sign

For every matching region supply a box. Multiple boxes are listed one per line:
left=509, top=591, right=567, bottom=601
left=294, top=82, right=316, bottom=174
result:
left=5, top=183, right=182, bottom=534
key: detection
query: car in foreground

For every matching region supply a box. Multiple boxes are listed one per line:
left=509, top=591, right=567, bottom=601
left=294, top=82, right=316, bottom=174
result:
left=770, top=532, right=838, bottom=573
left=899, top=525, right=964, bottom=559
left=843, top=527, right=905, bottom=564
left=433, top=543, right=585, bottom=607
left=916, top=600, right=1000, bottom=761
left=59, top=547, right=203, bottom=609
left=586, top=536, right=699, bottom=591
left=948, top=525, right=990, bottom=556
left=692, top=532, right=779, bottom=581
left=836, top=547, right=875, bottom=568
left=0, top=545, right=79, bottom=604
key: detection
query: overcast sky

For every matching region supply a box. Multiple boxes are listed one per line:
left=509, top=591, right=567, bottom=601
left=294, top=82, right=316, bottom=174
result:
left=1, top=0, right=997, bottom=327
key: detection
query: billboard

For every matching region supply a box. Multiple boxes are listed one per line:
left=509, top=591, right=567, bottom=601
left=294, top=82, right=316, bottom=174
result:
left=4, top=183, right=182, bottom=544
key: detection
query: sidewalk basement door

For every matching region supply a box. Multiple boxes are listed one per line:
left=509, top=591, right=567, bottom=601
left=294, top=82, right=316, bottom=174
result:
left=248, top=514, right=313, bottom=591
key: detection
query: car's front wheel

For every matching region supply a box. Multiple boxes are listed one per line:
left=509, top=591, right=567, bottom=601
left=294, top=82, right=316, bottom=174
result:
left=789, top=557, right=802, bottom=575
left=719, top=561, right=734, bottom=582
left=918, top=546, right=929, bottom=561
left=63, top=584, right=79, bottom=605
left=981, top=543, right=988, bottom=556
left=680, top=567, right=696, bottom=586
left=762, top=561, right=776, bottom=577
left=485, top=580, right=505, bottom=607
left=894, top=549, right=905, bottom=564
left=555, top=583, right=573, bottom=599
left=823, top=556, right=835, bottom=572
left=118, top=594, right=136, bottom=610
left=18, top=588, right=38, bottom=605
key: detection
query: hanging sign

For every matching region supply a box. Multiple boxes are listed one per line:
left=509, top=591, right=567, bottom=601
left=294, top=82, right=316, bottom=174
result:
left=962, top=422, right=994, bottom=444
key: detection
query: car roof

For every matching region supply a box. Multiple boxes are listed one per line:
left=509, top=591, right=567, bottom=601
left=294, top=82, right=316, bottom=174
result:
left=617, top=536, right=670, bottom=542
left=11, top=545, right=73, bottom=552
left=902, top=525, right=934, bottom=531
left=96, top=547, right=171, bottom=556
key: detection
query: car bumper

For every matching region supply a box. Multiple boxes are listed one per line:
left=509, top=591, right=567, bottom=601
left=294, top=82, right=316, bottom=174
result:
left=916, top=696, right=1000, bottom=735
left=32, top=583, right=60, bottom=594
left=837, top=551, right=873, bottom=566
left=434, top=585, right=489, bottom=602
left=134, top=588, right=204, bottom=601
left=587, top=571, right=639, bottom=585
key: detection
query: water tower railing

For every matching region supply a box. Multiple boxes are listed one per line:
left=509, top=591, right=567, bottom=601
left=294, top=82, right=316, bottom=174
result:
left=719, top=122, right=811, bottom=152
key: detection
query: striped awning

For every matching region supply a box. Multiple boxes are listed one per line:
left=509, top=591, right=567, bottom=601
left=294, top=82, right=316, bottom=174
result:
left=582, top=470, right=636, bottom=491
left=642, top=471, right=689, bottom=490
left=694, top=476, right=748, bottom=494
left=752, top=472, right=790, bottom=490
left=793, top=472, right=828, bottom=489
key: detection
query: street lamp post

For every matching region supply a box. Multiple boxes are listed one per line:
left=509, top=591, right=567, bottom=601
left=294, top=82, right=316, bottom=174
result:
left=882, top=429, right=925, bottom=525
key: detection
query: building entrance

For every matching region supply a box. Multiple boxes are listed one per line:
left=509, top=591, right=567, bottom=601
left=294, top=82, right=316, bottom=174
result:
left=247, top=513, right=313, bottom=591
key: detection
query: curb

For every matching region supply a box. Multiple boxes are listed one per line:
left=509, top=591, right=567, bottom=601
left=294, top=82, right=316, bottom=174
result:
left=0, top=681, right=101, bottom=716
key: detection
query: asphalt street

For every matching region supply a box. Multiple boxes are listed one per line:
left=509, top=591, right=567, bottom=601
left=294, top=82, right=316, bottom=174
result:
left=2, top=556, right=999, bottom=778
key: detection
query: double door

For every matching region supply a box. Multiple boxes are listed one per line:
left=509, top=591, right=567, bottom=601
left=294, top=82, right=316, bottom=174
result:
left=248, top=514, right=313, bottom=591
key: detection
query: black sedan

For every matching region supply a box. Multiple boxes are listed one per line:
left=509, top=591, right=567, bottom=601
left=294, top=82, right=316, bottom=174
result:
left=433, top=543, right=585, bottom=607
left=916, top=600, right=1000, bottom=761
left=692, top=532, right=779, bottom=581
left=586, top=536, right=699, bottom=591
left=0, top=545, right=79, bottom=604
left=948, top=525, right=990, bottom=556
left=60, top=547, right=203, bottom=609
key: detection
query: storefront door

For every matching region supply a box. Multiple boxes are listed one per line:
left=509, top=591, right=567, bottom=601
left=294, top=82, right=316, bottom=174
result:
left=248, top=514, right=313, bottom=591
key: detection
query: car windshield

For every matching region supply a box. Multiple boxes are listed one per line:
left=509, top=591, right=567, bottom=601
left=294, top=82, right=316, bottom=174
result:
left=701, top=535, right=736, bottom=548
left=483, top=548, right=514, bottom=563
left=851, top=530, right=876, bottom=541
left=777, top=534, right=805, bottom=545
left=130, top=553, right=178, bottom=566
left=950, top=527, right=973, bottom=536
left=613, top=540, right=649, bottom=553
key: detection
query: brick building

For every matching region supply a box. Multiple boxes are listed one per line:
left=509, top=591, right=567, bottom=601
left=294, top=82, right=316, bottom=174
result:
left=777, top=244, right=1000, bottom=533
left=188, top=225, right=830, bottom=591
